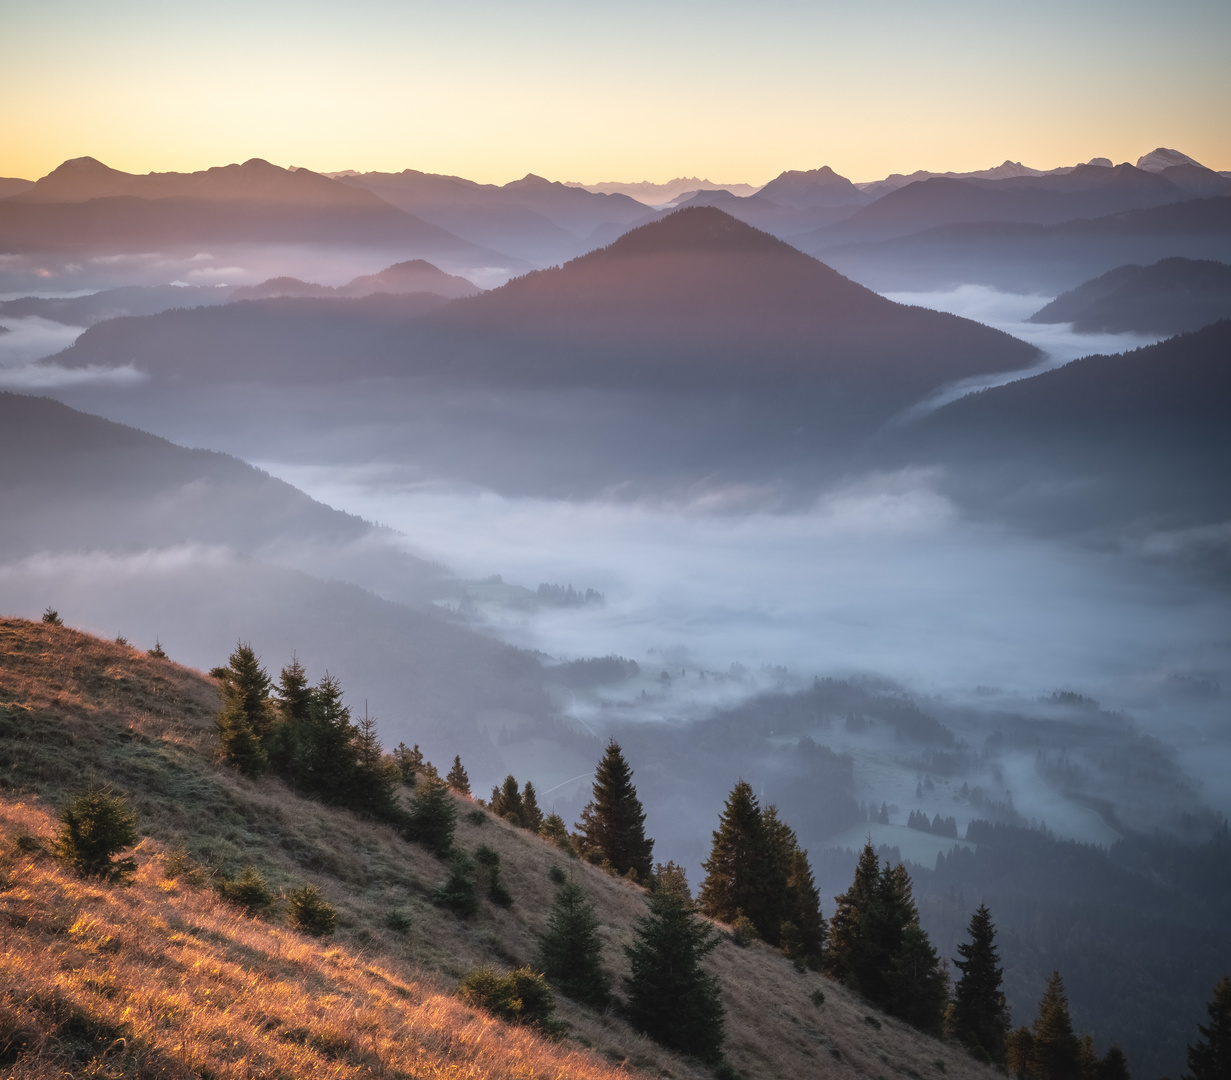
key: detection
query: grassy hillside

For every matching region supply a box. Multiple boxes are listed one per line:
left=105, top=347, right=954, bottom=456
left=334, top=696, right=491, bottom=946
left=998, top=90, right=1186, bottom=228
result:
left=0, top=617, right=998, bottom=1079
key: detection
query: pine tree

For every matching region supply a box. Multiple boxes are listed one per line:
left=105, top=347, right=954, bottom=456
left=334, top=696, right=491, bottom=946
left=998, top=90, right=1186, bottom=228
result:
left=392, top=742, right=425, bottom=786
left=1098, top=1045, right=1130, bottom=1080
left=1032, top=971, right=1081, bottom=1080
left=267, top=657, right=311, bottom=772
left=698, top=780, right=770, bottom=936
left=521, top=781, right=544, bottom=832
left=55, top=787, right=139, bottom=881
left=1078, top=1036, right=1101, bottom=1080
left=539, top=812, right=576, bottom=855
left=349, top=708, right=400, bottom=821
left=574, top=740, right=653, bottom=881
left=826, top=839, right=881, bottom=987
left=293, top=673, right=359, bottom=803
left=781, top=845, right=827, bottom=969
left=490, top=775, right=525, bottom=825
left=653, top=861, right=693, bottom=906
left=623, top=889, right=724, bottom=1063
left=951, top=903, right=1011, bottom=1063
left=446, top=755, right=471, bottom=794
left=404, top=773, right=457, bottom=857
left=216, top=642, right=272, bottom=777
left=537, top=878, right=611, bottom=1008
left=887, top=922, right=949, bottom=1035
left=1184, top=975, right=1231, bottom=1080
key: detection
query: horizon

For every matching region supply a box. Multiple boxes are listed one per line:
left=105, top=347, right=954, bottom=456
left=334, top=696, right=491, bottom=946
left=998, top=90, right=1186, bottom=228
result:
left=3, top=0, right=1229, bottom=184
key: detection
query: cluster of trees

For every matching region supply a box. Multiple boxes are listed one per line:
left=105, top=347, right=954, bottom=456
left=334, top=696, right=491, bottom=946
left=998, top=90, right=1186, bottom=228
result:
left=697, top=780, right=826, bottom=969
left=489, top=774, right=544, bottom=832
left=826, top=841, right=950, bottom=1033
left=1006, top=972, right=1130, bottom=1080
left=907, top=809, right=958, bottom=837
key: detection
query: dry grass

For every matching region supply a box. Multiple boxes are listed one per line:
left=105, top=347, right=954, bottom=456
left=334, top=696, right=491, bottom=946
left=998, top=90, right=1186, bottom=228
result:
left=0, top=617, right=1003, bottom=1079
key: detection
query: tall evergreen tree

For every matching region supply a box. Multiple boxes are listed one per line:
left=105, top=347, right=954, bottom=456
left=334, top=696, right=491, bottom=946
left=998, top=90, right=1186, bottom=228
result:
left=216, top=642, right=272, bottom=777
left=446, top=755, right=471, bottom=794
left=698, top=780, right=770, bottom=937
left=781, top=845, right=827, bottom=969
left=951, top=903, right=1011, bottom=1063
left=757, top=804, right=796, bottom=946
left=826, top=839, right=881, bottom=987
left=349, top=708, right=400, bottom=820
left=521, top=781, right=544, bottom=832
left=404, top=773, right=457, bottom=857
left=886, top=921, right=948, bottom=1036
left=623, top=889, right=725, bottom=1063
left=293, top=673, right=360, bottom=803
left=1184, top=975, right=1231, bottom=1080
left=537, top=878, right=611, bottom=1008
left=392, top=742, right=425, bottom=786
left=267, top=657, right=311, bottom=773
left=1032, top=971, right=1082, bottom=1080
left=1098, top=1045, right=1130, bottom=1080
left=575, top=740, right=653, bottom=881
left=490, top=775, right=525, bottom=824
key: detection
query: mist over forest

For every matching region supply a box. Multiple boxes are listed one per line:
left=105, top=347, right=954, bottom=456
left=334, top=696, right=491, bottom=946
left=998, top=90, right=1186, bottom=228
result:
left=2, top=147, right=1230, bottom=1078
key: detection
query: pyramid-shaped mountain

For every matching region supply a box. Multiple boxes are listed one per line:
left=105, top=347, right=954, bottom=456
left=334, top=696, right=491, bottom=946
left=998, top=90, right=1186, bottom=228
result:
left=404, top=207, right=1038, bottom=406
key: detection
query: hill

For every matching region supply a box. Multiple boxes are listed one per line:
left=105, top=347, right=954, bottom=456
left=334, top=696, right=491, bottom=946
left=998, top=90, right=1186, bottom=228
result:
left=1027, top=257, right=1231, bottom=334
left=0, top=157, right=513, bottom=269
left=0, top=616, right=1000, bottom=1080
left=811, top=195, right=1231, bottom=293
left=756, top=167, right=871, bottom=210
left=230, top=258, right=480, bottom=301
left=889, top=321, right=1231, bottom=544
left=0, top=284, right=233, bottom=327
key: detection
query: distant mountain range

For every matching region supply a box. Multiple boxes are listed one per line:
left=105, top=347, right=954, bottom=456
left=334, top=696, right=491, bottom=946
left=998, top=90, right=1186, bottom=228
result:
left=1028, top=258, right=1231, bottom=335
left=230, top=259, right=480, bottom=301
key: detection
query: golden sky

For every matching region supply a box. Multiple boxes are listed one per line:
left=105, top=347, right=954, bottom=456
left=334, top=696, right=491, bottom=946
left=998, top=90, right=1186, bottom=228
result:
left=3, top=0, right=1228, bottom=185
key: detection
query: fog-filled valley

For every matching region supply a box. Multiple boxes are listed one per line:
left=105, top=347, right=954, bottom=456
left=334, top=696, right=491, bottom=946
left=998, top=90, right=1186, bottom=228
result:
left=2, top=147, right=1230, bottom=1077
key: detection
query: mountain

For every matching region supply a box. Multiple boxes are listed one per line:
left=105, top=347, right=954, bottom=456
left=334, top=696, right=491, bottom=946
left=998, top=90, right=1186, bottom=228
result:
left=890, top=321, right=1231, bottom=541
left=756, top=166, right=872, bottom=210
left=1152, top=163, right=1231, bottom=198
left=1135, top=147, right=1207, bottom=173
left=1028, top=258, right=1231, bottom=334
left=48, top=292, right=454, bottom=381
left=809, top=164, right=1191, bottom=246
left=812, top=194, right=1231, bottom=293
left=665, top=188, right=859, bottom=237
left=0, top=616, right=1001, bottom=1080
left=0, top=176, right=34, bottom=198
left=336, top=169, right=650, bottom=266
left=854, top=157, right=1109, bottom=199
left=230, top=259, right=481, bottom=301
left=0, top=157, right=518, bottom=270
left=0, top=284, right=233, bottom=326
left=563, top=177, right=762, bottom=202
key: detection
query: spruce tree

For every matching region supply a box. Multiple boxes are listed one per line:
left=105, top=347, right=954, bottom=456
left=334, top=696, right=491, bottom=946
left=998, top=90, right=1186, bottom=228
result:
left=952, top=903, right=1011, bottom=1063
left=886, top=921, right=948, bottom=1035
left=490, top=775, right=525, bottom=824
left=698, top=780, right=770, bottom=937
left=781, top=845, right=827, bottom=969
left=826, top=839, right=880, bottom=986
left=293, top=673, right=359, bottom=803
left=623, top=889, right=724, bottom=1063
left=1098, top=1045, right=1130, bottom=1080
left=521, top=781, right=544, bottom=832
left=216, top=642, right=272, bottom=777
left=1184, top=975, right=1231, bottom=1080
left=1032, top=971, right=1081, bottom=1080
left=537, top=878, right=611, bottom=1008
left=349, top=709, right=400, bottom=821
left=757, top=804, right=795, bottom=946
left=393, top=742, right=425, bottom=786
left=267, top=657, right=312, bottom=772
left=404, top=773, right=457, bottom=857
left=575, top=740, right=653, bottom=881
left=446, top=755, right=471, bottom=794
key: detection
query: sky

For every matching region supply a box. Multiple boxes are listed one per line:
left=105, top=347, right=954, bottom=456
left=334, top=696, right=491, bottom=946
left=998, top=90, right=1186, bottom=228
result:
left=2, top=0, right=1229, bottom=185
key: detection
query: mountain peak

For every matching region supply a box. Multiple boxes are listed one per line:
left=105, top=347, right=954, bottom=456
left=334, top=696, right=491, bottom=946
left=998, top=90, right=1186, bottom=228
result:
left=1136, top=147, right=1205, bottom=173
left=602, top=205, right=787, bottom=256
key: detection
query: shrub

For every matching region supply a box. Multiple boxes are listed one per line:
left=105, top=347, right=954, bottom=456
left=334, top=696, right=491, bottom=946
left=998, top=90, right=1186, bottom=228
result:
left=539, top=813, right=577, bottom=856
left=731, top=913, right=758, bottom=947
left=162, top=845, right=207, bottom=887
left=148, top=639, right=167, bottom=659
left=385, top=908, right=413, bottom=933
left=287, top=883, right=336, bottom=936
left=458, top=967, right=560, bottom=1034
left=220, top=866, right=275, bottom=912
left=474, top=844, right=514, bottom=908
left=811, top=988, right=826, bottom=1007
left=42, top=607, right=63, bottom=626
left=432, top=852, right=479, bottom=918
left=55, top=788, right=138, bottom=881
left=466, top=809, right=487, bottom=826
left=548, top=863, right=567, bottom=885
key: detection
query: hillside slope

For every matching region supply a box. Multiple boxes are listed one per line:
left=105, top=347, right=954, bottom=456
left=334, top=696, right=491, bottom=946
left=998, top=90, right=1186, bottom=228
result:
left=0, top=617, right=999, bottom=1080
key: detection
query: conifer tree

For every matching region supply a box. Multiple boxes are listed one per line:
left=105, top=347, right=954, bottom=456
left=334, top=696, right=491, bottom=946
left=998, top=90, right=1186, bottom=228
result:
left=521, top=781, right=544, bottom=832
left=446, top=755, right=471, bottom=794
left=653, top=861, right=693, bottom=906
left=350, top=708, right=400, bottom=821
left=294, top=673, right=360, bottom=803
left=539, top=812, right=576, bottom=855
left=267, top=657, right=311, bottom=772
left=1078, top=1036, right=1100, bottom=1080
left=781, top=845, right=827, bottom=970
left=216, top=642, right=272, bottom=777
left=537, top=878, right=611, bottom=1008
left=887, top=921, right=949, bottom=1035
left=1098, top=1045, right=1130, bottom=1080
left=623, top=889, right=724, bottom=1063
left=1184, top=975, right=1231, bottom=1080
left=404, top=773, right=457, bottom=857
left=698, top=780, right=770, bottom=937
left=575, top=740, right=653, bottom=881
left=826, top=840, right=880, bottom=986
left=491, top=775, right=525, bottom=824
left=757, top=804, right=796, bottom=946
left=393, top=742, right=425, bottom=786
left=1032, top=971, right=1081, bottom=1080
left=951, top=903, right=1011, bottom=1063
